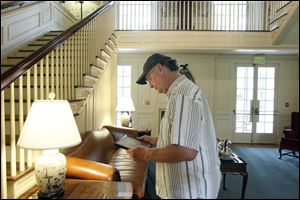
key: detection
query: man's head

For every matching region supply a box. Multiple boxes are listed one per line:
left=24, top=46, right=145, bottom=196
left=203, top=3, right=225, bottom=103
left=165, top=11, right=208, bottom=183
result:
left=136, top=53, right=179, bottom=85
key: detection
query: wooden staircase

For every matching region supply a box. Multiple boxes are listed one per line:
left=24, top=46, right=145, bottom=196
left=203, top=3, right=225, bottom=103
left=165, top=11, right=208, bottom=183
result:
left=269, top=1, right=299, bottom=44
left=2, top=1, right=118, bottom=198
left=1, top=25, right=117, bottom=198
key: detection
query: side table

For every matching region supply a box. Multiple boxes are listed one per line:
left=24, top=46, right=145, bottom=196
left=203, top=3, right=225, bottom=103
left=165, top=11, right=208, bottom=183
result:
left=19, top=179, right=133, bottom=199
left=220, top=152, right=248, bottom=199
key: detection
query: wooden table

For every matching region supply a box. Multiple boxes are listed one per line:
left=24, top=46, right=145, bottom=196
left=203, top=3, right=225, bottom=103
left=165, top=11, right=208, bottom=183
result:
left=19, top=179, right=133, bottom=199
left=220, top=153, right=248, bottom=199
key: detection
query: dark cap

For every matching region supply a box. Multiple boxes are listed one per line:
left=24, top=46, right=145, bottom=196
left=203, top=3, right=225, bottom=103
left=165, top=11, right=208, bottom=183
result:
left=136, top=53, right=171, bottom=85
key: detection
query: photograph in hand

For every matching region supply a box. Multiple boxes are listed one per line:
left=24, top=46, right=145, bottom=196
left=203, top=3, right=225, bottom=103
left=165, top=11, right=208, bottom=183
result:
left=114, top=134, right=151, bottom=149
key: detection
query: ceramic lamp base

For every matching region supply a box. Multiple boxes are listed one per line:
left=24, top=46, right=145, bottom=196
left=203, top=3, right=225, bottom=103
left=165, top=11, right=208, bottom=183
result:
left=38, top=187, right=64, bottom=199
left=35, top=150, right=66, bottom=199
left=120, top=112, right=130, bottom=127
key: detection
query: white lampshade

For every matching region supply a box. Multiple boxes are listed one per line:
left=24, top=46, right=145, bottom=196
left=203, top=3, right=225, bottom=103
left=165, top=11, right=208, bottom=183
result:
left=116, top=96, right=135, bottom=112
left=18, top=100, right=82, bottom=149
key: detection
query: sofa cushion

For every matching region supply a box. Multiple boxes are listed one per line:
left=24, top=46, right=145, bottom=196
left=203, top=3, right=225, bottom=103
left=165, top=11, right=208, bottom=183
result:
left=66, top=156, right=121, bottom=181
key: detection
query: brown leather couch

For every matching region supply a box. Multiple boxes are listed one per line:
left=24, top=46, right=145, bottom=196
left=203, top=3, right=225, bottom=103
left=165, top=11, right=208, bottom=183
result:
left=62, top=125, right=149, bottom=199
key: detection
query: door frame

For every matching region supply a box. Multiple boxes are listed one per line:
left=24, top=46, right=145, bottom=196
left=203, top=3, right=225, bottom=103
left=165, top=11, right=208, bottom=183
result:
left=232, top=63, right=279, bottom=144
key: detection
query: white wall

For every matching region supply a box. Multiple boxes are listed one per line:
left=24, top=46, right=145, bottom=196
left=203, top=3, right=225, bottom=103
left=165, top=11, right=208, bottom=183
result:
left=118, top=53, right=299, bottom=144
left=1, top=1, right=77, bottom=59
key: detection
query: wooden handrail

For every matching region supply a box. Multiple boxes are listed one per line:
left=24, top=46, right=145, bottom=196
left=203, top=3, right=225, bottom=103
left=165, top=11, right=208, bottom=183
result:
left=1, top=1, right=113, bottom=91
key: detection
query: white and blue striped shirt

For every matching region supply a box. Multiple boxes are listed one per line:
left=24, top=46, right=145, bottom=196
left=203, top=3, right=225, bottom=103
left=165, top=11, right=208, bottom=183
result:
left=156, top=75, right=221, bottom=199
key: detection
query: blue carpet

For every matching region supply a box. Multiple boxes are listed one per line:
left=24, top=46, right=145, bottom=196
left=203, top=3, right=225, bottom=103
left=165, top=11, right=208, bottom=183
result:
left=145, top=146, right=299, bottom=199
left=218, top=146, right=299, bottom=199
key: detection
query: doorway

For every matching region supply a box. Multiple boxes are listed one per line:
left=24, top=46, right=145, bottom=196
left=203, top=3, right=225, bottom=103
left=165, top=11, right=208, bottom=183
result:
left=234, top=65, right=277, bottom=143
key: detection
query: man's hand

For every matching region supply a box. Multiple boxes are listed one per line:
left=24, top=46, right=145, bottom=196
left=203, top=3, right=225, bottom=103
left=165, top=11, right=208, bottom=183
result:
left=137, top=135, right=158, bottom=146
left=127, top=146, right=148, bottom=162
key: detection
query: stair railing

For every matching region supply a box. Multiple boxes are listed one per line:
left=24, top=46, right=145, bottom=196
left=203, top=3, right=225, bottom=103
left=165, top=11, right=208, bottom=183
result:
left=1, top=1, right=115, bottom=198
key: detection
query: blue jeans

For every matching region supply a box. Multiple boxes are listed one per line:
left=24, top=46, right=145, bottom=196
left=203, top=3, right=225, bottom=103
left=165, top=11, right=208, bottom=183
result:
left=145, top=161, right=161, bottom=199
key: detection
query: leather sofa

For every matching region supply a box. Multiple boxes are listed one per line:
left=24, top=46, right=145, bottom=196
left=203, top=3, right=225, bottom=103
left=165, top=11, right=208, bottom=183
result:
left=62, top=125, right=149, bottom=199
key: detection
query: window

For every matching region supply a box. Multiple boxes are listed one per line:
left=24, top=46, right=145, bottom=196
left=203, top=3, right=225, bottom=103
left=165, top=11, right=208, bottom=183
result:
left=116, top=65, right=132, bottom=125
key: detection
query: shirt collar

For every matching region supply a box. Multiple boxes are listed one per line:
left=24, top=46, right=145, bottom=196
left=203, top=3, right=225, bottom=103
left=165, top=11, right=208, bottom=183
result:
left=167, top=75, right=186, bottom=98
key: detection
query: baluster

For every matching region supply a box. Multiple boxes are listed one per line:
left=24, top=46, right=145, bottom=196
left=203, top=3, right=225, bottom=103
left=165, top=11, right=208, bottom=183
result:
left=10, top=82, right=16, bottom=177
left=18, top=76, right=25, bottom=172
left=1, top=90, right=8, bottom=199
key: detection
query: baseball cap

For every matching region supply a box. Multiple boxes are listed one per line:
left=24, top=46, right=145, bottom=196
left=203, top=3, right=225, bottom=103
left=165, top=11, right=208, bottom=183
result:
left=136, top=53, right=171, bottom=85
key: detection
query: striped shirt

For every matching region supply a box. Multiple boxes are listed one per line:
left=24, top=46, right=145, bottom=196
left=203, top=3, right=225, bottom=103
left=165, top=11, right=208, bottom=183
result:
left=156, top=75, right=221, bottom=199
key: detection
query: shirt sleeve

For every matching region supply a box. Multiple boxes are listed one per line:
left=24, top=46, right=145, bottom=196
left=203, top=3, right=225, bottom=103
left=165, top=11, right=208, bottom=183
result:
left=171, top=94, right=203, bottom=151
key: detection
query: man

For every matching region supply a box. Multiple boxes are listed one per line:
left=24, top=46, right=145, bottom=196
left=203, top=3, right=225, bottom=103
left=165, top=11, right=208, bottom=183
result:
left=127, top=53, right=221, bottom=199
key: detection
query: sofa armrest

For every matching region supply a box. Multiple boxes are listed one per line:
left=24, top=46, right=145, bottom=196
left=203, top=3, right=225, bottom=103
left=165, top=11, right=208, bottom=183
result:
left=66, top=156, right=121, bottom=181
left=102, top=125, right=138, bottom=141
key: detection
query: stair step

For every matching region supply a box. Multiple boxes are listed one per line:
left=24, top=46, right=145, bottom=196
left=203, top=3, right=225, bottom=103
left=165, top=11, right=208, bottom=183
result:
left=90, top=64, right=104, bottom=77
left=75, top=86, right=94, bottom=99
left=101, top=49, right=111, bottom=59
left=105, top=43, right=114, bottom=52
left=83, top=74, right=99, bottom=87
left=96, top=56, right=108, bottom=66
left=108, top=38, right=117, bottom=48
left=6, top=162, right=34, bottom=181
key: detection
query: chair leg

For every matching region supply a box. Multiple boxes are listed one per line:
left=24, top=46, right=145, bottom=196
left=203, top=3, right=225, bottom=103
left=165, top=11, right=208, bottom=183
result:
left=279, top=149, right=282, bottom=159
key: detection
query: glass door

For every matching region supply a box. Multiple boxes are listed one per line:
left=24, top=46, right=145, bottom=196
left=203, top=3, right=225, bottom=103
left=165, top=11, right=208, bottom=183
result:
left=234, top=65, right=277, bottom=143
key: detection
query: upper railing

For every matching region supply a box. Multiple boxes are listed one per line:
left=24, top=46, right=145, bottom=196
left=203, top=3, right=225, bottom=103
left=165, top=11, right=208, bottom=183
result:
left=115, top=1, right=292, bottom=31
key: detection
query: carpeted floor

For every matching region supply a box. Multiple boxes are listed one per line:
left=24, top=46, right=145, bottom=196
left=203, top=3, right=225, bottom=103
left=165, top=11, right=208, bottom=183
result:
left=145, top=144, right=299, bottom=199
left=218, top=145, right=299, bottom=199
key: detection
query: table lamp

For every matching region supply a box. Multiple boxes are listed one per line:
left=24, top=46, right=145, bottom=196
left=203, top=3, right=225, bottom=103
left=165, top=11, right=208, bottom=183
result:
left=17, top=98, right=82, bottom=199
left=116, top=96, right=135, bottom=127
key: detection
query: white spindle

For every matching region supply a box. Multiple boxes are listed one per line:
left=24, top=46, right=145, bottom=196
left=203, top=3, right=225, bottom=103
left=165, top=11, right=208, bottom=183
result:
left=179, top=1, right=181, bottom=30
left=55, top=49, right=59, bottom=99
left=187, top=2, right=190, bottom=30
left=51, top=51, right=54, bottom=94
left=73, top=34, right=78, bottom=90
left=199, top=1, right=202, bottom=30
left=183, top=2, right=185, bottom=30
left=1, top=90, right=7, bottom=199
left=208, top=1, right=211, bottom=30
left=79, top=31, right=82, bottom=86
left=64, top=40, right=68, bottom=100
left=60, top=45, right=64, bottom=99
left=68, top=39, right=71, bottom=99
left=170, top=1, right=173, bottom=30
left=45, top=55, right=49, bottom=98
left=175, top=1, right=177, bottom=30
left=18, top=76, right=25, bottom=172
left=33, top=64, right=38, bottom=101
left=10, top=83, right=17, bottom=177
left=40, top=59, right=44, bottom=99
left=26, top=70, right=32, bottom=167
left=71, top=37, right=75, bottom=100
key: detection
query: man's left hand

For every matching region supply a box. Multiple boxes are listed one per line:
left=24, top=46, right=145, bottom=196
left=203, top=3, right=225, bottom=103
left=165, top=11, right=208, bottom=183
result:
left=127, top=146, right=148, bottom=162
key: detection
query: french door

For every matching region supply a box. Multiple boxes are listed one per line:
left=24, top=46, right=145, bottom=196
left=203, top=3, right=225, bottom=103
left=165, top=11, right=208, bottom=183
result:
left=234, top=65, right=277, bottom=143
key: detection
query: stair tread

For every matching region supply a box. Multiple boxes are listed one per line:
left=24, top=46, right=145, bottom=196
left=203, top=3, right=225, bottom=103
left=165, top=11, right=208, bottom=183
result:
left=6, top=162, right=34, bottom=181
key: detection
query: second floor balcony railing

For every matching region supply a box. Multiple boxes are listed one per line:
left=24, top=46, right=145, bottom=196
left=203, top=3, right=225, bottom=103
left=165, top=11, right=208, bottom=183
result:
left=115, top=1, right=292, bottom=31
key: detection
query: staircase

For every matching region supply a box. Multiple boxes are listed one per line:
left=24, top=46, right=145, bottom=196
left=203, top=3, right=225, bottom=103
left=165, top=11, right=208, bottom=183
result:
left=1, top=1, right=116, bottom=198
left=269, top=1, right=299, bottom=44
